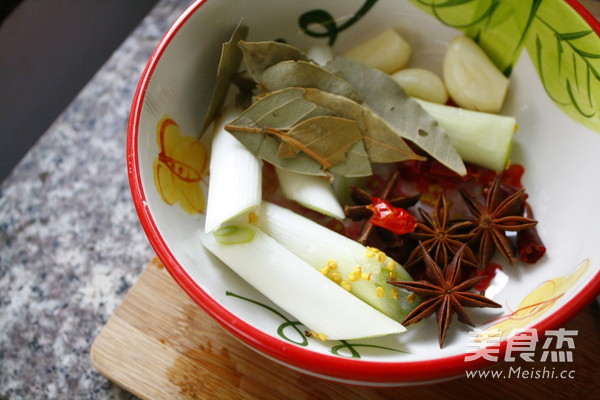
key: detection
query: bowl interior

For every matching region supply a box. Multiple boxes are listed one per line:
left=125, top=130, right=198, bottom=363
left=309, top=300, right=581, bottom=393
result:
left=130, top=0, right=600, bottom=384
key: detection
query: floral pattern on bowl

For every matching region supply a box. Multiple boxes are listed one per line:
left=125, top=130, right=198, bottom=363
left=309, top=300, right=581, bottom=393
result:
left=478, top=258, right=591, bottom=340
left=153, top=116, right=208, bottom=215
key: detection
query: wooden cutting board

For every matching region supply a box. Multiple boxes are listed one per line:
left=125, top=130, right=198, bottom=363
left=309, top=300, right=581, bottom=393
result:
left=91, top=258, right=600, bottom=399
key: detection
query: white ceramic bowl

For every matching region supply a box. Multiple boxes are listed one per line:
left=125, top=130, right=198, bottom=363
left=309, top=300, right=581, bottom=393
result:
left=127, top=0, right=600, bottom=386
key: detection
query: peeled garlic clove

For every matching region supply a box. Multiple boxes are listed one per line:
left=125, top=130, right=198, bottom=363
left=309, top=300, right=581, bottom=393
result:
left=307, top=44, right=334, bottom=66
left=391, top=68, right=448, bottom=104
left=344, top=29, right=411, bottom=74
left=443, top=36, right=509, bottom=113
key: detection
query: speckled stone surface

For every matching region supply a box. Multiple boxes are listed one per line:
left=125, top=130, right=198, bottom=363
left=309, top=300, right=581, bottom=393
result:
left=0, top=0, right=190, bottom=398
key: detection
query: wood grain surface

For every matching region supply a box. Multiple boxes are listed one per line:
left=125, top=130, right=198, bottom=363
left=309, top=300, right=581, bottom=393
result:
left=91, top=258, right=600, bottom=400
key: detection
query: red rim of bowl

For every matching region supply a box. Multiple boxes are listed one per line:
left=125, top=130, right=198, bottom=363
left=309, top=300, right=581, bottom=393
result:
left=127, top=0, right=600, bottom=384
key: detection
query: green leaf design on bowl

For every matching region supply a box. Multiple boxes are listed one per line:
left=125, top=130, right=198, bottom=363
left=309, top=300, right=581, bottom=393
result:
left=407, top=0, right=540, bottom=75
left=299, top=0, right=378, bottom=45
left=525, top=0, right=599, bottom=132
left=225, top=290, right=408, bottom=357
left=406, top=0, right=600, bottom=132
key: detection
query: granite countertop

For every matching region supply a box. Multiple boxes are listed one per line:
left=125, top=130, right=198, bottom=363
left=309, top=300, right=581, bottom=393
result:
left=0, top=0, right=190, bottom=398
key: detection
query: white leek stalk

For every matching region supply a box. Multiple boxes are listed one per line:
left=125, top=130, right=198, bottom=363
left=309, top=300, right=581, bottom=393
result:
left=205, top=108, right=262, bottom=232
left=275, top=167, right=344, bottom=219
left=416, top=99, right=516, bottom=171
left=255, top=202, right=417, bottom=322
left=200, top=224, right=406, bottom=340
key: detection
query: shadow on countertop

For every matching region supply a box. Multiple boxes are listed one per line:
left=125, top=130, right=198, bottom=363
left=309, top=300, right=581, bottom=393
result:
left=0, top=0, right=160, bottom=183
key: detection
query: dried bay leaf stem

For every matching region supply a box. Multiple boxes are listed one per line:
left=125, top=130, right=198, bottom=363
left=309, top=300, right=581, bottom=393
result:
left=225, top=125, right=332, bottom=168
left=226, top=116, right=362, bottom=170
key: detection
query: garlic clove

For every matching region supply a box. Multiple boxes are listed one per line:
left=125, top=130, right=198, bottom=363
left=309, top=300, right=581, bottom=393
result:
left=391, top=68, right=448, bottom=104
left=443, top=36, right=509, bottom=113
left=344, top=29, right=411, bottom=74
left=307, top=44, right=334, bottom=66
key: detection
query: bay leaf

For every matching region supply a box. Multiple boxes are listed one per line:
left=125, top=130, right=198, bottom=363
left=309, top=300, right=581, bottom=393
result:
left=224, top=88, right=332, bottom=176
left=273, top=121, right=371, bottom=177
left=243, top=132, right=327, bottom=176
left=225, top=94, right=372, bottom=177
left=329, top=140, right=372, bottom=177
left=226, top=87, right=421, bottom=174
left=226, top=117, right=371, bottom=177
left=238, top=40, right=309, bottom=82
left=228, top=87, right=334, bottom=130
left=278, top=116, right=363, bottom=169
left=326, top=56, right=467, bottom=175
left=302, top=88, right=424, bottom=163
left=277, top=142, right=299, bottom=159
left=200, top=21, right=249, bottom=135
left=261, top=60, right=361, bottom=102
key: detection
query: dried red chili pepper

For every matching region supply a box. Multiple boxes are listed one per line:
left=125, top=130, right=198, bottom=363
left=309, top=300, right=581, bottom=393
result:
left=367, top=197, right=416, bottom=235
left=517, top=203, right=546, bottom=264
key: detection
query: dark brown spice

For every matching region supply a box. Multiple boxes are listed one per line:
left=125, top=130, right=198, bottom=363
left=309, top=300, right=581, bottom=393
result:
left=459, top=175, right=537, bottom=268
left=516, top=202, right=546, bottom=263
left=405, top=193, right=477, bottom=269
left=389, top=243, right=502, bottom=347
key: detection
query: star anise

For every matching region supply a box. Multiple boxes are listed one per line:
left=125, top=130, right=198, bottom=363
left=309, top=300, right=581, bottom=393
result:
left=404, top=193, right=477, bottom=269
left=459, top=175, right=537, bottom=268
left=389, top=243, right=502, bottom=347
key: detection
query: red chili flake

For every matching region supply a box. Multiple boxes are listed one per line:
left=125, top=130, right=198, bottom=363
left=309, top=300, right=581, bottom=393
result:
left=367, top=197, right=416, bottom=235
left=427, top=161, right=460, bottom=179
left=475, top=163, right=525, bottom=190
left=500, top=163, right=525, bottom=189
left=397, top=160, right=426, bottom=181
